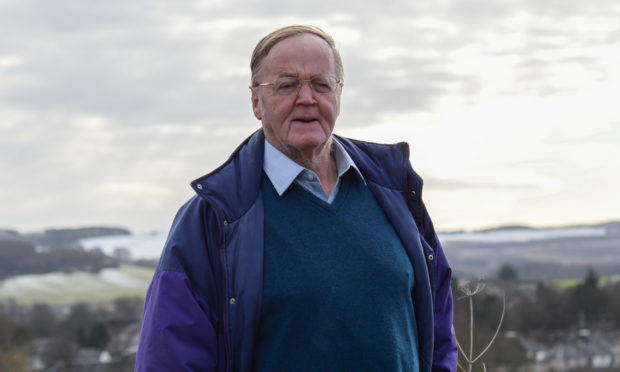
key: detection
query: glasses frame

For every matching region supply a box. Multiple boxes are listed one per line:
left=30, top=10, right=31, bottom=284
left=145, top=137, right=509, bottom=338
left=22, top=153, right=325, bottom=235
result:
left=254, top=76, right=342, bottom=96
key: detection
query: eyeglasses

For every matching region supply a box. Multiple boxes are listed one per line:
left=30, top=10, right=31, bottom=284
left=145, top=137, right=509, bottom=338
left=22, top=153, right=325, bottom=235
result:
left=255, top=76, right=342, bottom=96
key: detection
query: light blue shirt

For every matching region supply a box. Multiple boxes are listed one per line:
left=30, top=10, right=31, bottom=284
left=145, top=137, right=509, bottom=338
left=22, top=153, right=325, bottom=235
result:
left=263, top=138, right=365, bottom=204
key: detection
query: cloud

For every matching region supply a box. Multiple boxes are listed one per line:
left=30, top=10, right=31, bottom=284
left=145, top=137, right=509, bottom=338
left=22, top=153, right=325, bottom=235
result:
left=424, top=177, right=538, bottom=191
left=1, top=0, right=619, bottom=231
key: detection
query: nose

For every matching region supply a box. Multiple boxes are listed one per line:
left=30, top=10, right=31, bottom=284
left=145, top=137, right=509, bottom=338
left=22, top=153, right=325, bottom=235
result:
left=296, top=80, right=316, bottom=104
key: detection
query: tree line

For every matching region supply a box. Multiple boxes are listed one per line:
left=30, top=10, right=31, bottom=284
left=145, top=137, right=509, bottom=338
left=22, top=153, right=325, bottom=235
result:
left=0, top=239, right=114, bottom=280
left=2, top=265, right=619, bottom=371
left=0, top=297, right=143, bottom=371
left=452, top=267, right=620, bottom=369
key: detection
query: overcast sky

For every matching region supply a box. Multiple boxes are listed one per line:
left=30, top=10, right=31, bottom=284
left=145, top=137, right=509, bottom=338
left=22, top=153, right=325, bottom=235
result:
left=1, top=0, right=619, bottom=233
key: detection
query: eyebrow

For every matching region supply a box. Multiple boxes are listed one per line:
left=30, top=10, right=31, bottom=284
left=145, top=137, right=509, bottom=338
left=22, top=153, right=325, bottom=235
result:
left=276, top=73, right=330, bottom=79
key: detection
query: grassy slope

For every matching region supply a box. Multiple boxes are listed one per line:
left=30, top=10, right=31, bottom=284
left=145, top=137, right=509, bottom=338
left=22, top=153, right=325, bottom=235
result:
left=554, top=273, right=620, bottom=290
left=0, top=264, right=154, bottom=305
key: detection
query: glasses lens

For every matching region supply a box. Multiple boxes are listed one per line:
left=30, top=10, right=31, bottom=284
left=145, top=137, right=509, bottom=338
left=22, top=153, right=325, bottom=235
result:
left=310, top=77, right=335, bottom=93
left=274, top=78, right=300, bottom=95
left=270, top=77, right=338, bottom=95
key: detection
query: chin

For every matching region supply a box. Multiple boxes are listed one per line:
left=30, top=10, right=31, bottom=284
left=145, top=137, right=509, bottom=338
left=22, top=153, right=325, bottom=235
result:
left=288, top=135, right=330, bottom=151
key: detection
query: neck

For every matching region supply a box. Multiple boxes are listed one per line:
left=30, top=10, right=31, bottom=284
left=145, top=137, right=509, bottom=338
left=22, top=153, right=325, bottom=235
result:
left=283, top=139, right=339, bottom=196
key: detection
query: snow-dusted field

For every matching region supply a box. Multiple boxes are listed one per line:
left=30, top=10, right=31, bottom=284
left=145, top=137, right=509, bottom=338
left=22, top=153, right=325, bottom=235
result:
left=439, top=223, right=620, bottom=280
left=80, top=231, right=168, bottom=260
left=77, top=225, right=612, bottom=261
left=438, top=226, right=607, bottom=243
left=0, top=265, right=154, bottom=305
left=2, top=224, right=613, bottom=304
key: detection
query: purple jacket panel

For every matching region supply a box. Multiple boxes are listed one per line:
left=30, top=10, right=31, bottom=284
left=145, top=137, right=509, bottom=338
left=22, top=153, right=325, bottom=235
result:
left=431, top=238, right=458, bottom=371
left=136, top=271, right=221, bottom=371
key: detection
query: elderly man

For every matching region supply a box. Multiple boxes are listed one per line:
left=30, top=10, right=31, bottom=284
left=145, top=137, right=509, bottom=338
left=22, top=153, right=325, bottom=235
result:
left=136, top=25, right=457, bottom=372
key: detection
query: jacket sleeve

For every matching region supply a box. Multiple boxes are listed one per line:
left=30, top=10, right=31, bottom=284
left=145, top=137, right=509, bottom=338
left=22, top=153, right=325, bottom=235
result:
left=135, top=197, right=223, bottom=371
left=431, top=236, right=458, bottom=372
left=135, top=271, right=219, bottom=371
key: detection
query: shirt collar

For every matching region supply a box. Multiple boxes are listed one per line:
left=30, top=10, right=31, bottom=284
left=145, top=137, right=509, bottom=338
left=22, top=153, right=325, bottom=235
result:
left=263, top=138, right=365, bottom=196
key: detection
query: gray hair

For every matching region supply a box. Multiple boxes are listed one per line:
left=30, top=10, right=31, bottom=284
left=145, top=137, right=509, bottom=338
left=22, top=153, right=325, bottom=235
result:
left=250, top=25, right=344, bottom=85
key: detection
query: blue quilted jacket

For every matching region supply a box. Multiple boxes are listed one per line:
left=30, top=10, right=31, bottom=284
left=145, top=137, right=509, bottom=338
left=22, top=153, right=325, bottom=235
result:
left=135, top=130, right=457, bottom=371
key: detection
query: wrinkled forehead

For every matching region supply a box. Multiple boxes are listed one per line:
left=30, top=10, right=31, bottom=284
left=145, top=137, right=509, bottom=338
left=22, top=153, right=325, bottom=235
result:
left=260, top=34, right=338, bottom=78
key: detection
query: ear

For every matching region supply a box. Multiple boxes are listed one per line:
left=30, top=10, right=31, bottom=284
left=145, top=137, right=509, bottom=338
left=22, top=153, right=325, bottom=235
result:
left=334, top=82, right=343, bottom=115
left=250, top=87, right=262, bottom=120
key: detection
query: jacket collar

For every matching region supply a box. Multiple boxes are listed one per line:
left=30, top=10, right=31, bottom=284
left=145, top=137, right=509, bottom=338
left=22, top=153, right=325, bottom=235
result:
left=334, top=134, right=423, bottom=196
left=190, top=130, right=423, bottom=221
left=263, top=137, right=365, bottom=197
left=191, top=129, right=266, bottom=223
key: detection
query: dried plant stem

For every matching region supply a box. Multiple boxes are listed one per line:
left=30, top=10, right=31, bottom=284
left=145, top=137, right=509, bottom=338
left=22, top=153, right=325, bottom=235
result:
left=469, top=295, right=474, bottom=372
left=455, top=280, right=506, bottom=372
left=472, top=293, right=505, bottom=364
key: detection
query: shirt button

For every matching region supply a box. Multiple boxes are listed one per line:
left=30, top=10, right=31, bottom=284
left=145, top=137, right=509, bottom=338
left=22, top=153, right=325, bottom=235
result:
left=428, top=254, right=434, bottom=261
left=197, top=184, right=203, bottom=190
left=229, top=297, right=236, bottom=305
left=307, top=174, right=314, bottom=181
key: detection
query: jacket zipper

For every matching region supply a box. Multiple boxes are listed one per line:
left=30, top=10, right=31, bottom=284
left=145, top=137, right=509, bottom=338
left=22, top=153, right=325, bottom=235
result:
left=204, top=199, right=231, bottom=372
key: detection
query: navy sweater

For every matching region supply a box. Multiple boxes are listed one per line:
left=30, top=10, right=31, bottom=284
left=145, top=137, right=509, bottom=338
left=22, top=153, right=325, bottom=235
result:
left=253, top=172, right=419, bottom=372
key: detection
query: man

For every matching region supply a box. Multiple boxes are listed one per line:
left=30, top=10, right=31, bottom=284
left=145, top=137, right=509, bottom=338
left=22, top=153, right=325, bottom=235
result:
left=136, top=25, right=457, bottom=372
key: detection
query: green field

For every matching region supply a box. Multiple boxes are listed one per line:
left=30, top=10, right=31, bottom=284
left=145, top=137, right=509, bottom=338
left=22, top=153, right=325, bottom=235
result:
left=0, top=264, right=155, bottom=305
left=554, top=273, right=620, bottom=290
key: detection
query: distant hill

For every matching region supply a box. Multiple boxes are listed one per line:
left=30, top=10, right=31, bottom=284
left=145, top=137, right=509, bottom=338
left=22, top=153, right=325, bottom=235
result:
left=0, top=226, right=130, bottom=280
left=440, top=221, right=619, bottom=234
left=0, top=239, right=114, bottom=280
left=439, top=221, right=620, bottom=281
left=27, top=226, right=131, bottom=249
left=478, top=225, right=536, bottom=233
left=0, top=228, right=21, bottom=239
left=3, top=222, right=619, bottom=283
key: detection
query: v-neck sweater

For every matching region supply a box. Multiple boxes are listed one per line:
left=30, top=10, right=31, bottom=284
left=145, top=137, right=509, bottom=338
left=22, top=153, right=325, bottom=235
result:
left=253, top=171, right=419, bottom=372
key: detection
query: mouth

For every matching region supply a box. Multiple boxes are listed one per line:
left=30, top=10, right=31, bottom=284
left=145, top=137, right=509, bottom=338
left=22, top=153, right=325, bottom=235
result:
left=292, top=117, right=319, bottom=124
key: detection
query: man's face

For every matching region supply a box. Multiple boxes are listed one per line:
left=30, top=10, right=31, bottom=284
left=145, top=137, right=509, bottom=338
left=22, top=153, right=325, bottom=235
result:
left=251, top=34, right=342, bottom=158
